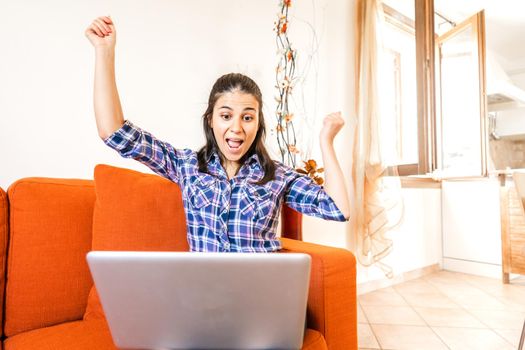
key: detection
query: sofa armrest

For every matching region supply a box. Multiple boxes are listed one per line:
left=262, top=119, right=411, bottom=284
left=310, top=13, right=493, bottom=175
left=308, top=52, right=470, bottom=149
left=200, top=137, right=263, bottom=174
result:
left=280, top=238, right=357, bottom=350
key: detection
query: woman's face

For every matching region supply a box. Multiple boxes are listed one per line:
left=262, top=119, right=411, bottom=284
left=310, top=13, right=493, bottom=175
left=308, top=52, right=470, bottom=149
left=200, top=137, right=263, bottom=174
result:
left=210, top=90, right=259, bottom=168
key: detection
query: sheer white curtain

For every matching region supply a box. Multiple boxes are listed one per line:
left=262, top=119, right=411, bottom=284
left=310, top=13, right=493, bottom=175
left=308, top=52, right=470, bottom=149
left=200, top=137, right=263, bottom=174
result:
left=353, top=0, right=403, bottom=278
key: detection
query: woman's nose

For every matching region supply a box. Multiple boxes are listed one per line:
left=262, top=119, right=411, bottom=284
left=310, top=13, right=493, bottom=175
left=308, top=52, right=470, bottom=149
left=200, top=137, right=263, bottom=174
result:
left=230, top=116, right=242, bottom=132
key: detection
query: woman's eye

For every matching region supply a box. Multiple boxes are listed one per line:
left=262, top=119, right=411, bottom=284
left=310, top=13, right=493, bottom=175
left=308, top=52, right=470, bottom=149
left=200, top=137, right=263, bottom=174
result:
left=221, top=114, right=231, bottom=120
left=243, top=115, right=254, bottom=121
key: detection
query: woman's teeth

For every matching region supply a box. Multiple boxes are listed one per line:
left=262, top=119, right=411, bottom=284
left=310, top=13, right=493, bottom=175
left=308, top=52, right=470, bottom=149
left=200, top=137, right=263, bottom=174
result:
left=227, top=139, right=243, bottom=149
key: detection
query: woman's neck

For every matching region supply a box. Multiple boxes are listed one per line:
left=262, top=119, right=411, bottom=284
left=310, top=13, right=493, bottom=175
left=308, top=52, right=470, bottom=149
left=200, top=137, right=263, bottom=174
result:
left=223, top=159, right=241, bottom=180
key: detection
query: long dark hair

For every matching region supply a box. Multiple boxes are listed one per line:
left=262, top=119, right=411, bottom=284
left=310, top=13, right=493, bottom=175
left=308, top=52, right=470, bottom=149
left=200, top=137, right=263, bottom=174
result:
left=197, top=73, right=276, bottom=185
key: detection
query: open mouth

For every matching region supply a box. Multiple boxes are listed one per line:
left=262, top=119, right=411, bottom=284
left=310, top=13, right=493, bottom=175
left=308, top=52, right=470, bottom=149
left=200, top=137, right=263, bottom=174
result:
left=226, top=138, right=244, bottom=150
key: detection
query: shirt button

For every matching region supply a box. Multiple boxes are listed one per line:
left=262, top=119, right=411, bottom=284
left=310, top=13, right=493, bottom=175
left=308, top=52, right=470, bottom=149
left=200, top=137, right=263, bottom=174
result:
left=224, top=242, right=230, bottom=250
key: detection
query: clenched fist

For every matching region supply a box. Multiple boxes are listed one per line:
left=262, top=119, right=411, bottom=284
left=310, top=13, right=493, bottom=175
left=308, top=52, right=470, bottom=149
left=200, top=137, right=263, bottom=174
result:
left=320, top=112, right=345, bottom=144
left=85, top=16, right=116, bottom=49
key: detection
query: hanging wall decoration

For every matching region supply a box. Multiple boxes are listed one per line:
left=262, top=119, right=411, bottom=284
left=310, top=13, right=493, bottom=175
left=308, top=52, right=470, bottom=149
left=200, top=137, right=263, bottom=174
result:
left=274, top=0, right=299, bottom=168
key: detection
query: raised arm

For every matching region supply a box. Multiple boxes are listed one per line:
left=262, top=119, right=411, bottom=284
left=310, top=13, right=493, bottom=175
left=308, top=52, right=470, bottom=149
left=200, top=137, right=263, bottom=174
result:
left=85, top=16, right=124, bottom=139
left=320, top=112, right=351, bottom=219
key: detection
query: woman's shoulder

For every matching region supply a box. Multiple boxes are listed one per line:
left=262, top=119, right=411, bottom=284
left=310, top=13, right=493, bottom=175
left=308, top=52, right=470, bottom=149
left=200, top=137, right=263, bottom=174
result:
left=175, top=148, right=200, bottom=165
left=271, top=160, right=301, bottom=180
left=176, top=148, right=197, bottom=157
left=272, top=159, right=298, bottom=171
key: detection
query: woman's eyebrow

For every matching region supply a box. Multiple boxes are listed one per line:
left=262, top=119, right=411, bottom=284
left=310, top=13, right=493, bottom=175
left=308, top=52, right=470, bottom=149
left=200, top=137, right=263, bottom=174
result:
left=218, top=106, right=257, bottom=112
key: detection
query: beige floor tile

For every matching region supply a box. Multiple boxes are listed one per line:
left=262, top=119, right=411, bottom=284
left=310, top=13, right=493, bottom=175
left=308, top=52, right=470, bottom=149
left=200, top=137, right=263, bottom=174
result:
left=479, top=282, right=525, bottom=297
left=463, top=273, right=525, bottom=293
left=424, top=271, right=470, bottom=286
left=493, top=328, right=523, bottom=349
left=414, top=306, right=486, bottom=328
left=393, top=279, right=439, bottom=295
left=483, top=284, right=525, bottom=300
left=453, top=272, right=525, bottom=297
left=432, top=327, right=515, bottom=350
left=358, top=323, right=380, bottom=349
left=371, top=324, right=448, bottom=350
left=358, top=287, right=408, bottom=307
left=447, top=291, right=509, bottom=310
left=357, top=303, right=369, bottom=324
left=462, top=273, right=502, bottom=287
left=497, top=296, right=525, bottom=312
left=357, top=270, right=525, bottom=349
left=467, top=308, right=525, bottom=330
left=432, top=283, right=487, bottom=297
left=498, top=286, right=525, bottom=299
left=362, top=305, right=426, bottom=326
left=401, top=291, right=459, bottom=308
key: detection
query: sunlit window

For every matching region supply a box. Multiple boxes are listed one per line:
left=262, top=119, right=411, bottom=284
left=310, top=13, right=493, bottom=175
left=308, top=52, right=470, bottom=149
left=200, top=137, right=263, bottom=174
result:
left=379, top=6, right=418, bottom=167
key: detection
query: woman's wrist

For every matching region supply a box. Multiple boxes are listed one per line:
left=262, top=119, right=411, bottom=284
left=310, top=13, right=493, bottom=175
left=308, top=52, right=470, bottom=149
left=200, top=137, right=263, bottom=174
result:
left=95, top=46, right=115, bottom=58
left=319, top=135, right=335, bottom=150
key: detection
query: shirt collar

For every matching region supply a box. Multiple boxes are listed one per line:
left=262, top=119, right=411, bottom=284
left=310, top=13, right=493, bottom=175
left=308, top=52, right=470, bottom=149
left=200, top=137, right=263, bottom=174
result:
left=207, top=152, right=223, bottom=178
left=208, top=152, right=263, bottom=181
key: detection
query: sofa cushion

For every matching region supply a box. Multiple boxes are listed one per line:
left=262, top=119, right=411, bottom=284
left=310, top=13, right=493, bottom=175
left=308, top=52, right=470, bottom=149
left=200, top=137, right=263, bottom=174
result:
left=4, top=179, right=96, bottom=337
left=84, top=165, right=189, bottom=320
left=0, top=187, right=9, bottom=340
left=4, top=319, right=325, bottom=350
left=4, top=319, right=114, bottom=350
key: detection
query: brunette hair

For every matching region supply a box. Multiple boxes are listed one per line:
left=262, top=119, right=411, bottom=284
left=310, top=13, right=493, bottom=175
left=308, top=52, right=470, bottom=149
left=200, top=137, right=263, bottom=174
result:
left=197, top=73, right=275, bottom=185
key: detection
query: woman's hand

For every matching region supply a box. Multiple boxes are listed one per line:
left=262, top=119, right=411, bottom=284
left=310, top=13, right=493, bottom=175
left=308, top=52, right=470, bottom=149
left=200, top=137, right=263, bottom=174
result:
left=320, top=111, right=345, bottom=145
left=85, top=16, right=116, bottom=49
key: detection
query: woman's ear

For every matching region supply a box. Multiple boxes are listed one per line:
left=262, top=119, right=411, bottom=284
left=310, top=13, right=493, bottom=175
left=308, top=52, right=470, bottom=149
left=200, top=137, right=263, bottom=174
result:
left=208, top=115, right=213, bottom=129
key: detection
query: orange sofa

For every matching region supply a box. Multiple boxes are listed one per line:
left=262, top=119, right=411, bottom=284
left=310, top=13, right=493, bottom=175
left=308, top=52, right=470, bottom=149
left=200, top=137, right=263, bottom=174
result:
left=0, top=165, right=357, bottom=350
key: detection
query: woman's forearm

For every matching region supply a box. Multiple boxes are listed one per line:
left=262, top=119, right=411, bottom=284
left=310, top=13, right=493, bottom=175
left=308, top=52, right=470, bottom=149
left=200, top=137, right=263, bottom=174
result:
left=321, top=139, right=350, bottom=219
left=319, top=112, right=350, bottom=219
left=93, top=48, right=124, bottom=139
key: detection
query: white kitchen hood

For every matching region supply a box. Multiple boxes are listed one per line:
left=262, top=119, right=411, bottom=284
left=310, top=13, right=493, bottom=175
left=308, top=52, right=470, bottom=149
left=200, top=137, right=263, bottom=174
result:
left=486, top=51, right=525, bottom=111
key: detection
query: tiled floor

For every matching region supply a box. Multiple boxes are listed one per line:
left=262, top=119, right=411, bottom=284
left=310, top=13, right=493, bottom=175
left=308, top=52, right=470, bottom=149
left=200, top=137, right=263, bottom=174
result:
left=357, top=270, right=525, bottom=350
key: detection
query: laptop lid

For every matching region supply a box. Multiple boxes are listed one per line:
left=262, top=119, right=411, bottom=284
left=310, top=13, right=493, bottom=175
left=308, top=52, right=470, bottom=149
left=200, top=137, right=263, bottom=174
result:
left=87, top=251, right=311, bottom=350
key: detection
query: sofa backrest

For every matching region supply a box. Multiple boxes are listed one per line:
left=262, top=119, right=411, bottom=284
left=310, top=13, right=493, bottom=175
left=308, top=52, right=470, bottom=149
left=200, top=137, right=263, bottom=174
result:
left=4, top=178, right=96, bottom=337
left=0, top=187, right=8, bottom=340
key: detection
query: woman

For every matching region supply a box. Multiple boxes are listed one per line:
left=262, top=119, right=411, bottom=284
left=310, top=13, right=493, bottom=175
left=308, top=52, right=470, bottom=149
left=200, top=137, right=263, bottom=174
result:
left=85, top=16, right=350, bottom=253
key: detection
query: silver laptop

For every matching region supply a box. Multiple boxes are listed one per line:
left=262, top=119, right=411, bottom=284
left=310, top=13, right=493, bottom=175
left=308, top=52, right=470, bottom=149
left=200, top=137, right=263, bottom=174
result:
left=87, top=251, right=311, bottom=350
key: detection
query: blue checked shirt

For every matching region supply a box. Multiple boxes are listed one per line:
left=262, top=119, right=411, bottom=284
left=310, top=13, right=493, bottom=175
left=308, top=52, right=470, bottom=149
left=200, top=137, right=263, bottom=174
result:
left=104, top=120, right=347, bottom=252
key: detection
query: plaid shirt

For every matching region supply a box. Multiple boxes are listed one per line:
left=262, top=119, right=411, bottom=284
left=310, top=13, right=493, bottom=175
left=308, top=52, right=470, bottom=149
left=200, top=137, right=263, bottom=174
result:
left=105, top=120, right=347, bottom=252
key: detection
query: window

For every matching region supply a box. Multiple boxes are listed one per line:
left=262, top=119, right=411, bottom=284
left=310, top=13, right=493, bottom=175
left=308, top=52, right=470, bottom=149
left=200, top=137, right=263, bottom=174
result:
left=380, top=4, right=418, bottom=169
left=379, top=0, right=487, bottom=177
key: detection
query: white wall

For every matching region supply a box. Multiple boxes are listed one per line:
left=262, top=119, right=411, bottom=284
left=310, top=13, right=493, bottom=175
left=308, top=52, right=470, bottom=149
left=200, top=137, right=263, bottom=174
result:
left=353, top=187, right=443, bottom=284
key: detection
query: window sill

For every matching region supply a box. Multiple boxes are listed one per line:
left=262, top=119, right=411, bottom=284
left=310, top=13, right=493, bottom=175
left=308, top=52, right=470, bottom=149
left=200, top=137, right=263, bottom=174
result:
left=399, top=176, right=441, bottom=189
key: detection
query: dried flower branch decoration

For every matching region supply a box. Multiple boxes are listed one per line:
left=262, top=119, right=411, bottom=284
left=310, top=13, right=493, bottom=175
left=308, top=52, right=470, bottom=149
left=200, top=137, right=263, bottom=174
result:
left=274, top=0, right=298, bottom=167
left=296, top=159, right=324, bottom=186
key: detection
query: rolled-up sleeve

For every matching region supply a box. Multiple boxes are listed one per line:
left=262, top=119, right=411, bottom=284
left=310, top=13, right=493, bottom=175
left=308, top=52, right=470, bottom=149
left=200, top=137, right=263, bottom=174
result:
left=104, top=120, right=185, bottom=184
left=284, top=171, right=347, bottom=222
